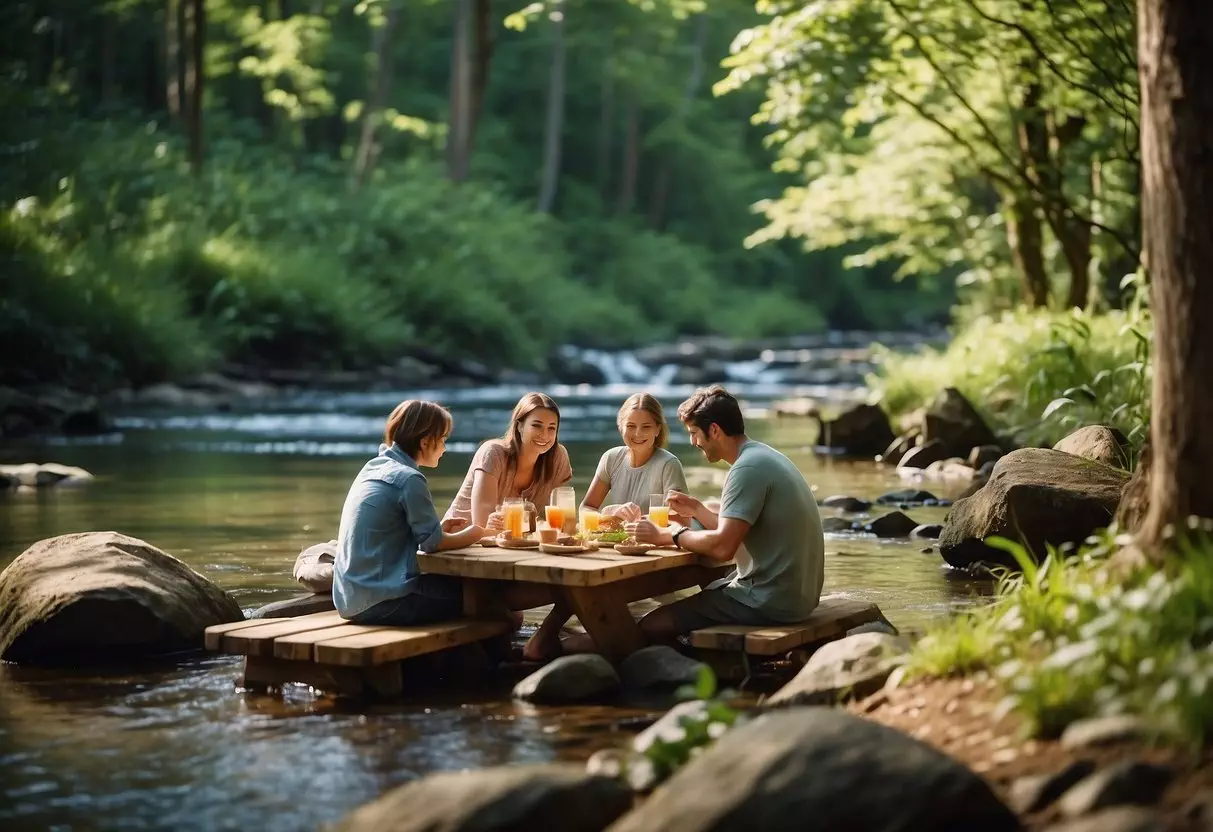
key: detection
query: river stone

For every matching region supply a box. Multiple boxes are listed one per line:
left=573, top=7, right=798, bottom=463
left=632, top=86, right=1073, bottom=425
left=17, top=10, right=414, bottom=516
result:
left=813, top=403, right=896, bottom=457
left=911, top=523, right=943, bottom=539
left=0, top=462, right=93, bottom=488
left=866, top=511, right=919, bottom=538
left=1053, top=425, right=1131, bottom=470
left=607, top=708, right=1018, bottom=832
left=919, top=387, right=1000, bottom=457
left=939, top=448, right=1129, bottom=570
left=968, top=444, right=1005, bottom=469
left=1057, top=760, right=1174, bottom=817
left=1045, top=807, right=1166, bottom=832
left=335, top=764, right=633, bottom=832
left=822, top=517, right=858, bottom=533
left=897, top=440, right=949, bottom=470
left=879, top=430, right=920, bottom=466
left=846, top=618, right=900, bottom=637
left=618, top=645, right=706, bottom=690
left=1060, top=715, right=1148, bottom=750
left=765, top=632, right=911, bottom=707
left=876, top=488, right=938, bottom=506
left=293, top=539, right=336, bottom=593
left=249, top=592, right=335, bottom=619
left=0, top=531, right=243, bottom=664
left=1009, top=759, right=1097, bottom=814
left=513, top=654, right=621, bottom=704
left=820, top=495, right=872, bottom=513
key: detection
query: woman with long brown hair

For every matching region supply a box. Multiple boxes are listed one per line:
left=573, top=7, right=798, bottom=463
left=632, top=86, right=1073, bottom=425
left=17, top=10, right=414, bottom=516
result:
left=445, top=392, right=573, bottom=529
left=333, top=400, right=486, bottom=626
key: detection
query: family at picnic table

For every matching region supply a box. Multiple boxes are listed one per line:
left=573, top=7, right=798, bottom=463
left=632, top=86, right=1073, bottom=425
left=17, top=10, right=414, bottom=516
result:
left=332, top=384, right=826, bottom=662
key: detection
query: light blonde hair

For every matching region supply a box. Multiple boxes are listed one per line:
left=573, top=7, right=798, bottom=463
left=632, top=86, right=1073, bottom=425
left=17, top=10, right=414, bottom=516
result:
left=384, top=400, right=452, bottom=458
left=502, top=392, right=562, bottom=484
left=617, top=392, right=669, bottom=449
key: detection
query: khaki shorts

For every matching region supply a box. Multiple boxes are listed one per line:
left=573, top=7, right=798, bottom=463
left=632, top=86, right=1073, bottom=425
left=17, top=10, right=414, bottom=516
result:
left=665, top=584, right=777, bottom=634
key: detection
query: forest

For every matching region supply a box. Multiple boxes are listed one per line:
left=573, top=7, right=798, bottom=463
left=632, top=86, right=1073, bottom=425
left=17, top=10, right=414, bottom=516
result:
left=1, top=0, right=1140, bottom=393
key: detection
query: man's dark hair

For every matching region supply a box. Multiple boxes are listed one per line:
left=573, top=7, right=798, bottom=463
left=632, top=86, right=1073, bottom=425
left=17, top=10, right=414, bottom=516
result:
left=677, top=385, right=745, bottom=437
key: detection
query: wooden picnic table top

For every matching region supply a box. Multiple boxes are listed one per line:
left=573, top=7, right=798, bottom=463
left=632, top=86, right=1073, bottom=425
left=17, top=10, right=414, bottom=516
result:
left=417, top=544, right=721, bottom=587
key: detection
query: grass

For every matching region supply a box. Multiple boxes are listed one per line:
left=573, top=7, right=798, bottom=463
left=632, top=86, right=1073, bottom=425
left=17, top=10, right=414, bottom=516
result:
left=869, top=306, right=1152, bottom=449
left=906, top=529, right=1213, bottom=746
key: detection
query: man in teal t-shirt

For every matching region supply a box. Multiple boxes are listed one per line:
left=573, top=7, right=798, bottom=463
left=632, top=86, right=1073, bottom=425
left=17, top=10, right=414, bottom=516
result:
left=626, top=385, right=825, bottom=640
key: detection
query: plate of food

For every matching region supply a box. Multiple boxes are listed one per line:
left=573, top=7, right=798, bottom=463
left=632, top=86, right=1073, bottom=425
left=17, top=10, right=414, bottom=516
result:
left=538, top=534, right=600, bottom=555
left=495, top=533, right=540, bottom=550
left=614, top=537, right=655, bottom=556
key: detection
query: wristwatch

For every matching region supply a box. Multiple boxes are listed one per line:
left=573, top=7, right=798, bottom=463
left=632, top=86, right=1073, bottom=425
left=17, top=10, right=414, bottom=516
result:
left=672, top=527, right=687, bottom=549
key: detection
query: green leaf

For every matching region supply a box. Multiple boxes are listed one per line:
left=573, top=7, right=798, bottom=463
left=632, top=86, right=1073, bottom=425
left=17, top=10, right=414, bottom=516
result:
left=1042, top=397, right=1075, bottom=420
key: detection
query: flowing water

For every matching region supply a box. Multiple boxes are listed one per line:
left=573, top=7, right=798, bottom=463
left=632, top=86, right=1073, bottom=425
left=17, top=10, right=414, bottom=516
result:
left=0, top=369, right=989, bottom=831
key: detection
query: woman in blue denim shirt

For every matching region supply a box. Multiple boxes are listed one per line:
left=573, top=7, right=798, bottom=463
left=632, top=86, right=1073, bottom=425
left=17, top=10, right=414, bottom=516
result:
left=333, top=400, right=486, bottom=627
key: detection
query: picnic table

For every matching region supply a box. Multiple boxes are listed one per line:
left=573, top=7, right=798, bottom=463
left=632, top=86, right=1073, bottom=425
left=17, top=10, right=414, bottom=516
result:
left=417, top=544, right=734, bottom=662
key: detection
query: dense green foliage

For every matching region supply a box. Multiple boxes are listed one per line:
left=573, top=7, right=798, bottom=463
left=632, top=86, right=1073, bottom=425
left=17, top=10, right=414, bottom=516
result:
left=870, top=297, right=1152, bottom=448
left=1, top=0, right=953, bottom=390
left=909, top=531, right=1213, bottom=746
left=721, top=0, right=1140, bottom=311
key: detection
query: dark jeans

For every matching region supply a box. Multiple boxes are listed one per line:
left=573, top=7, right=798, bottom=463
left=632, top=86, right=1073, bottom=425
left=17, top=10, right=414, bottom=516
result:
left=351, top=575, right=463, bottom=627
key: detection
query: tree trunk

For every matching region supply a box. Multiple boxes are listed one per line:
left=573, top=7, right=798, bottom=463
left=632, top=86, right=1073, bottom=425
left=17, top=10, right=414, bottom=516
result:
left=101, top=11, right=117, bottom=104
left=615, top=97, right=640, bottom=216
left=186, top=0, right=205, bottom=173
left=536, top=0, right=566, bottom=214
left=1135, top=0, right=1213, bottom=551
left=597, top=40, right=614, bottom=200
left=648, top=13, right=708, bottom=230
left=166, top=0, right=182, bottom=117
left=1004, top=192, right=1050, bottom=307
left=447, top=0, right=473, bottom=182
left=469, top=0, right=493, bottom=148
left=351, top=1, right=403, bottom=189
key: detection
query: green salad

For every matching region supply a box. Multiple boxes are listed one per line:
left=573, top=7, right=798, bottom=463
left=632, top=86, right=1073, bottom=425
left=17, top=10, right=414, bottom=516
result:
left=596, top=530, right=629, bottom=543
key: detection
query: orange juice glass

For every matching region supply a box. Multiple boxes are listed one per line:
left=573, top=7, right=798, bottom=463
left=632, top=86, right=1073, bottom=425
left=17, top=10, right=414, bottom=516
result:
left=545, top=505, right=566, bottom=531
left=503, top=500, right=525, bottom=538
left=580, top=509, right=601, bottom=534
left=648, top=494, right=670, bottom=527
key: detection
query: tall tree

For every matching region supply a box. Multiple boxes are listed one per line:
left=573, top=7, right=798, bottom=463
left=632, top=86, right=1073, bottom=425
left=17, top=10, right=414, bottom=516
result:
left=536, top=0, right=566, bottom=213
left=351, top=1, right=403, bottom=189
left=447, top=0, right=473, bottom=182
left=648, top=12, right=708, bottom=230
left=1135, top=0, right=1213, bottom=551
left=185, top=0, right=205, bottom=172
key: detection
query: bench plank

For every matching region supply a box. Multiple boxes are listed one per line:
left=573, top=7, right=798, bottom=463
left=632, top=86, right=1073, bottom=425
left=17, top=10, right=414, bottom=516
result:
left=273, top=623, right=396, bottom=661
left=219, top=613, right=350, bottom=657
left=203, top=610, right=338, bottom=651
left=690, top=597, right=883, bottom=656
left=313, top=618, right=510, bottom=667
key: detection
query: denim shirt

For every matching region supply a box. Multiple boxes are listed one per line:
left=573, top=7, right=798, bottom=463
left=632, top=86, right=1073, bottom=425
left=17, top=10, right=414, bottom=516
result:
left=333, top=443, right=443, bottom=618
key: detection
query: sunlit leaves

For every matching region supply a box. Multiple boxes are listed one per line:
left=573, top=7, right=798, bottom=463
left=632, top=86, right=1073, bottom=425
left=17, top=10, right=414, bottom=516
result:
left=236, top=10, right=334, bottom=120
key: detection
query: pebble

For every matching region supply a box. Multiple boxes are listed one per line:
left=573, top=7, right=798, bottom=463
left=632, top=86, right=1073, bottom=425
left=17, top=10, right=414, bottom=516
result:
left=1058, top=760, right=1174, bottom=817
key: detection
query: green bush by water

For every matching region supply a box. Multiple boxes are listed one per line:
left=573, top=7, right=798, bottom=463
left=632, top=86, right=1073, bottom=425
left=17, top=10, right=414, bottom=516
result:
left=908, top=531, right=1213, bottom=746
left=869, top=304, right=1152, bottom=448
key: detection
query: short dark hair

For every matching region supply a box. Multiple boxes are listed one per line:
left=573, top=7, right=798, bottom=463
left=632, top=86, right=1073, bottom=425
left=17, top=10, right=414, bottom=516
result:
left=384, top=399, right=452, bottom=458
left=677, top=385, right=745, bottom=437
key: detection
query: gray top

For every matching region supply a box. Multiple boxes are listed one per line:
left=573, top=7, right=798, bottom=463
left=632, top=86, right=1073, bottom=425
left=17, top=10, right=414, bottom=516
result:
left=718, top=439, right=825, bottom=621
left=592, top=446, right=688, bottom=511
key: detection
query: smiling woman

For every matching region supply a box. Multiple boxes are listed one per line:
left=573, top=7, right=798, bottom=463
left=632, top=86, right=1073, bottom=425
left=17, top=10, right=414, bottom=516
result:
left=443, top=392, right=574, bottom=528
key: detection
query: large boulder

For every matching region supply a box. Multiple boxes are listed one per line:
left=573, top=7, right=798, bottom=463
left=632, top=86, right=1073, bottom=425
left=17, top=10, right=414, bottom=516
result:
left=336, top=764, right=633, bottom=832
left=1053, top=425, right=1131, bottom=470
left=513, top=654, right=621, bottom=704
left=607, top=708, right=1018, bottom=832
left=939, top=448, right=1129, bottom=570
left=814, top=403, right=896, bottom=458
left=765, top=632, right=911, bottom=706
left=0, top=532, right=243, bottom=664
left=293, top=540, right=336, bottom=593
left=918, top=388, right=1000, bottom=457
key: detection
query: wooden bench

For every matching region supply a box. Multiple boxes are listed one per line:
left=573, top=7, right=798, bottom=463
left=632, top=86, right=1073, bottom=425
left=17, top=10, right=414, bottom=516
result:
left=204, top=611, right=510, bottom=697
left=689, top=595, right=884, bottom=659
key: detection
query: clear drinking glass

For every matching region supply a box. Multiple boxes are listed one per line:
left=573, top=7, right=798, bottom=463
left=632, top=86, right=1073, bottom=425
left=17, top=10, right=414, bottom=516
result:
left=648, top=493, right=670, bottom=528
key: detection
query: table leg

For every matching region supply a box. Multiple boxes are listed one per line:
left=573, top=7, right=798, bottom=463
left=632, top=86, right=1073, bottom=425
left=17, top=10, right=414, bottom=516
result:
left=561, top=585, right=645, bottom=663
